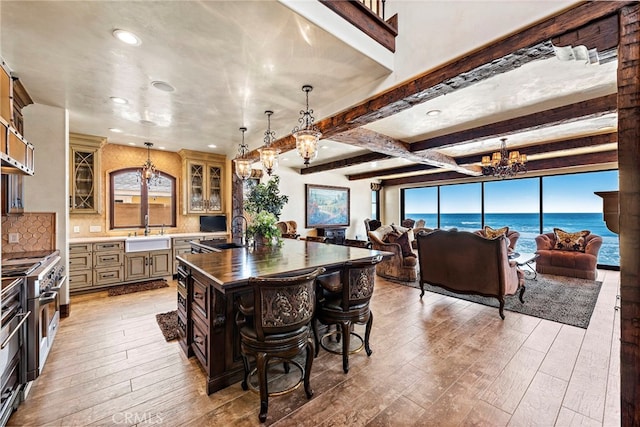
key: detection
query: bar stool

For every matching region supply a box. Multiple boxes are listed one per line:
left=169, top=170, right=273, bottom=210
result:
left=313, top=255, right=382, bottom=373
left=236, top=267, right=325, bottom=422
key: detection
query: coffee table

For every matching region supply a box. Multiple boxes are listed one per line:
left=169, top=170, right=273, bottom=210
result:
left=510, top=252, right=539, bottom=279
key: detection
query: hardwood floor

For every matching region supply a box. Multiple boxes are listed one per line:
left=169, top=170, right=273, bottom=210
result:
left=8, top=270, right=620, bottom=426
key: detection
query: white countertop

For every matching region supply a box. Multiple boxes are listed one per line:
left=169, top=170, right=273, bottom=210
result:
left=69, top=231, right=228, bottom=244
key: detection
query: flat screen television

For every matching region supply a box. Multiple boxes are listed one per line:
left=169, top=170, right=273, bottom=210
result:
left=200, top=215, right=227, bottom=232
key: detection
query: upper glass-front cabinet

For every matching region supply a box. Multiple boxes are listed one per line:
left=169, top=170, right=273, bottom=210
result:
left=179, top=150, right=226, bottom=215
left=69, top=132, right=106, bottom=214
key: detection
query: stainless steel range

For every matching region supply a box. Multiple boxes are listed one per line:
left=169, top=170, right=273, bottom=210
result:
left=1, top=250, right=65, bottom=381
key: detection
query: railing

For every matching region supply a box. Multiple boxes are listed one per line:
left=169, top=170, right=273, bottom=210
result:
left=359, top=0, right=385, bottom=20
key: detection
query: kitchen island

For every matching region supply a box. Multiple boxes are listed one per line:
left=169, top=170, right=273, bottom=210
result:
left=176, top=239, right=390, bottom=394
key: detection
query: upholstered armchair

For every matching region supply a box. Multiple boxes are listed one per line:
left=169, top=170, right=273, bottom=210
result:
left=474, top=227, right=520, bottom=252
left=535, top=231, right=602, bottom=280
left=368, top=226, right=418, bottom=282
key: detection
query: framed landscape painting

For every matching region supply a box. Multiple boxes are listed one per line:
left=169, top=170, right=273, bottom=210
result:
left=305, top=184, right=350, bottom=228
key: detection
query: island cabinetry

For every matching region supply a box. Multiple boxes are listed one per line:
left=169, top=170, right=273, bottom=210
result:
left=172, top=236, right=205, bottom=275
left=93, top=242, right=124, bottom=286
left=69, top=133, right=106, bottom=214
left=124, top=249, right=172, bottom=282
left=179, top=150, right=226, bottom=215
left=176, top=265, right=191, bottom=356
left=69, top=243, right=93, bottom=290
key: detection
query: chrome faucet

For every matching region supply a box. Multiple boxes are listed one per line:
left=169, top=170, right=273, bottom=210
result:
left=144, top=214, right=150, bottom=236
left=232, top=215, right=248, bottom=246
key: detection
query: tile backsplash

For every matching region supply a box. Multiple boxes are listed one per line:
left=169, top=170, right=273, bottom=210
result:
left=1, top=212, right=56, bottom=254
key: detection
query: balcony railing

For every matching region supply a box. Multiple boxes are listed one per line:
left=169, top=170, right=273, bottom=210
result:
left=359, top=0, right=385, bottom=20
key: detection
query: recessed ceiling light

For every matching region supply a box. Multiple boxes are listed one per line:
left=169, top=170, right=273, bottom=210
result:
left=112, top=29, right=141, bottom=46
left=151, top=81, right=175, bottom=92
left=128, top=142, right=136, bottom=146
left=158, top=146, right=166, bottom=150
left=371, top=162, right=378, bottom=168
left=109, top=128, right=123, bottom=133
left=139, top=119, right=156, bottom=126
left=208, top=144, right=217, bottom=148
left=321, top=145, right=329, bottom=149
left=426, top=109, right=441, bottom=116
left=110, top=96, right=128, bottom=104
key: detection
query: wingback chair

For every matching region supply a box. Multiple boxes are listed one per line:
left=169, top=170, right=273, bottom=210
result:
left=416, top=229, right=525, bottom=319
left=368, top=226, right=418, bottom=282
left=275, top=220, right=299, bottom=239
left=535, top=231, right=602, bottom=280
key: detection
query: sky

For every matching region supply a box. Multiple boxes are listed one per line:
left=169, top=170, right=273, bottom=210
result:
left=404, top=170, right=618, bottom=214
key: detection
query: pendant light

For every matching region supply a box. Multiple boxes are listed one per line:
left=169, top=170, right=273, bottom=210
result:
left=259, top=110, right=279, bottom=176
left=140, top=142, right=161, bottom=186
left=292, top=85, right=322, bottom=166
left=233, top=127, right=252, bottom=180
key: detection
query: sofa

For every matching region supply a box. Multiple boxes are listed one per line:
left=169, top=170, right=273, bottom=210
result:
left=368, top=225, right=418, bottom=282
left=415, top=228, right=525, bottom=319
left=535, top=230, right=602, bottom=280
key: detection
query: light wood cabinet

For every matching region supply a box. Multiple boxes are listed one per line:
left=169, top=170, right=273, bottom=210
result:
left=0, top=59, right=12, bottom=125
left=179, top=150, right=227, bottom=215
left=172, top=235, right=204, bottom=275
left=1, top=174, right=24, bottom=215
left=124, top=249, right=172, bottom=282
left=69, top=243, right=94, bottom=290
left=69, top=133, right=106, bottom=214
left=93, top=241, right=124, bottom=286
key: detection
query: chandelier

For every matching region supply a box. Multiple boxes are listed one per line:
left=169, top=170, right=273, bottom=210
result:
left=140, top=142, right=161, bottom=186
left=233, top=127, right=253, bottom=180
left=292, top=85, right=322, bottom=166
left=481, top=137, right=527, bottom=179
left=259, top=110, right=279, bottom=176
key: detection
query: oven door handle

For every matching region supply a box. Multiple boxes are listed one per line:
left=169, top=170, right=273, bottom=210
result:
left=39, top=291, right=58, bottom=305
left=51, top=275, right=67, bottom=292
left=1, top=311, right=31, bottom=350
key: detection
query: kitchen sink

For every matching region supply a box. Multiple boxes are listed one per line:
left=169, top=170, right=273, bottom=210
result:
left=125, top=235, right=171, bottom=252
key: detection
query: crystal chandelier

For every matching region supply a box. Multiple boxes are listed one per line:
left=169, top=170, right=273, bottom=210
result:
left=140, top=142, right=161, bottom=186
left=292, top=85, right=322, bottom=166
left=481, top=137, right=527, bottom=179
left=233, top=127, right=253, bottom=180
left=259, top=110, right=279, bottom=176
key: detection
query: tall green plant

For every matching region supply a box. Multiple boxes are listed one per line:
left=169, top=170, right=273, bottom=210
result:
left=244, top=175, right=289, bottom=220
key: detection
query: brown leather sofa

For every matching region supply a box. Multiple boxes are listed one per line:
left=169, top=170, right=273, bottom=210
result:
left=368, top=225, right=418, bottom=282
left=535, top=232, right=602, bottom=280
left=415, top=229, right=525, bottom=319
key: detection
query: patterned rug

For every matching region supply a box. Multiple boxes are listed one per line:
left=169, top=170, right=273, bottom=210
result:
left=403, top=274, right=602, bottom=328
left=155, top=310, right=178, bottom=341
left=107, top=279, right=169, bottom=296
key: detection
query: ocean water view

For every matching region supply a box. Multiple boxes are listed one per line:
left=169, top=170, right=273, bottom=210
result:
left=406, top=212, right=619, bottom=266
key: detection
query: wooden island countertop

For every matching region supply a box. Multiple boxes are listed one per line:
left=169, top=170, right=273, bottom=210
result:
left=177, top=238, right=391, bottom=292
left=175, top=238, right=391, bottom=394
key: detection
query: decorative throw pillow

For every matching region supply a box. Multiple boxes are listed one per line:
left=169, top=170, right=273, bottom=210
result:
left=484, top=225, right=509, bottom=239
left=391, top=224, right=415, bottom=242
left=553, top=228, right=590, bottom=252
left=387, top=231, right=416, bottom=258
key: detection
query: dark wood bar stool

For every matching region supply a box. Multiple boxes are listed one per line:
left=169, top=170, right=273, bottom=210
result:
left=236, top=267, right=325, bottom=422
left=313, top=255, right=382, bottom=373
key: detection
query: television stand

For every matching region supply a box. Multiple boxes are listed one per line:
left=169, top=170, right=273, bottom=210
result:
left=316, top=227, right=346, bottom=245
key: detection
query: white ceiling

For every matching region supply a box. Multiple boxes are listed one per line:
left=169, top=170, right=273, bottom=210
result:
left=0, top=1, right=617, bottom=179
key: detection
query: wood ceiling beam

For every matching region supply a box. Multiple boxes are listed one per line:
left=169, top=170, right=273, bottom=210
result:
left=300, top=152, right=391, bottom=175
left=329, top=128, right=481, bottom=176
left=245, top=2, right=628, bottom=163
left=381, top=150, right=618, bottom=186
left=551, top=13, right=619, bottom=52
left=347, top=133, right=616, bottom=180
left=410, top=94, right=618, bottom=152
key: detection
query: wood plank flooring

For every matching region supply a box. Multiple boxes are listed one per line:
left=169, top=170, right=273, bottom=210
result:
left=8, top=270, right=620, bottom=426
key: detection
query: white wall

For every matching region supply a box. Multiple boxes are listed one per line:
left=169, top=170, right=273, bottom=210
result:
left=23, top=104, right=69, bottom=305
left=274, top=164, right=372, bottom=240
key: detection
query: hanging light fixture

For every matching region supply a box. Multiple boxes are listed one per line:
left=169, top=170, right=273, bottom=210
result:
left=292, top=85, right=322, bottom=166
left=259, top=110, right=279, bottom=176
left=481, top=137, right=527, bottom=179
left=233, top=127, right=253, bottom=180
left=140, top=141, right=161, bottom=186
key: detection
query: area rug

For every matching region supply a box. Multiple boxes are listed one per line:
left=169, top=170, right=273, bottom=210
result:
left=406, top=275, right=602, bottom=329
left=155, top=310, right=178, bottom=341
left=107, top=279, right=169, bottom=296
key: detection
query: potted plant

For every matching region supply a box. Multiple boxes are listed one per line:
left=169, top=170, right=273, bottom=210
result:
left=244, top=175, right=289, bottom=246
